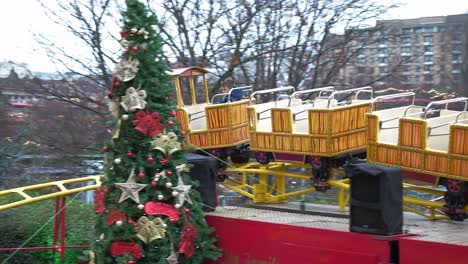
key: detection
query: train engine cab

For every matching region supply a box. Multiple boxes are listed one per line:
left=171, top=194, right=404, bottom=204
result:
left=169, top=67, right=252, bottom=164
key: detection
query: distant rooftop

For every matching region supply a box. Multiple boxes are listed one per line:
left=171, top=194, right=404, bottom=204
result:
left=377, top=13, right=468, bottom=27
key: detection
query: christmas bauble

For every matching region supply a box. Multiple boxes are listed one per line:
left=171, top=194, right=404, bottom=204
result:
left=127, top=151, right=134, bottom=158
left=147, top=156, right=154, bottom=163
left=122, top=114, right=129, bottom=120
left=184, top=208, right=190, bottom=213
left=157, top=194, right=164, bottom=200
left=116, top=220, right=123, bottom=226
left=180, top=131, right=186, bottom=136
left=138, top=204, right=144, bottom=210
left=114, top=158, right=121, bottom=164
left=174, top=204, right=181, bottom=209
left=166, top=171, right=173, bottom=176
left=172, top=191, right=179, bottom=197
left=170, top=111, right=177, bottom=117
left=151, top=181, right=157, bottom=187
left=165, top=182, right=172, bottom=188
left=167, top=120, right=174, bottom=127
left=103, top=146, right=109, bottom=152
left=138, top=172, right=145, bottom=178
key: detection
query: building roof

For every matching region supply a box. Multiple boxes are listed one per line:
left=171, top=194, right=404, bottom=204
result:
left=167, top=67, right=209, bottom=77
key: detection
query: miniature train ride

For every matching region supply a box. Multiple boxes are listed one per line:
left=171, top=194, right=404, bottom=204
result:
left=169, top=66, right=468, bottom=221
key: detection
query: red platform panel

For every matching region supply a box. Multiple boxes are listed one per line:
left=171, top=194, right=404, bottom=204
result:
left=400, top=238, right=468, bottom=264
left=206, top=215, right=394, bottom=264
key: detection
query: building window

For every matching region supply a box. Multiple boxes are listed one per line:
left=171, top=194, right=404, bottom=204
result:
left=379, top=38, right=387, bottom=45
left=424, top=65, right=433, bottom=72
left=391, top=47, right=398, bottom=55
left=369, top=57, right=376, bottom=64
left=452, top=34, right=462, bottom=42
left=423, top=35, right=433, bottom=43
left=424, top=75, right=433, bottom=82
left=454, top=24, right=463, bottom=31
left=357, top=58, right=366, bottom=64
left=402, top=37, right=410, bottom=45
left=414, top=27, right=423, bottom=33
left=424, top=55, right=433, bottom=63
left=452, top=63, right=462, bottom=71
left=401, top=46, right=411, bottom=54
left=438, top=26, right=447, bottom=32
left=402, top=28, right=412, bottom=34
left=379, top=57, right=388, bottom=64
left=423, top=27, right=434, bottom=33
left=453, top=74, right=461, bottom=81
left=452, top=44, right=462, bottom=52
left=414, top=56, right=421, bottom=63
left=379, top=66, right=388, bottom=73
left=453, top=54, right=462, bottom=62
left=378, top=48, right=387, bottom=55
left=424, top=46, right=433, bottom=53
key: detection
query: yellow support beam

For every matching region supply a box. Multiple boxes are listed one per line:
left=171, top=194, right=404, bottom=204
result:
left=0, top=176, right=101, bottom=211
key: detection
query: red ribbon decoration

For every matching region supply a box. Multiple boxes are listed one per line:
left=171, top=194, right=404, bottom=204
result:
left=94, top=188, right=105, bottom=213
left=105, top=210, right=127, bottom=225
left=110, top=242, right=142, bottom=259
left=144, top=202, right=180, bottom=222
left=132, top=109, right=164, bottom=137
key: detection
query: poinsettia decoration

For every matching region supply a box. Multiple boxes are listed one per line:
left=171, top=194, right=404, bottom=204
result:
left=132, top=109, right=164, bottom=137
left=110, top=241, right=142, bottom=259
left=178, top=212, right=199, bottom=258
left=105, top=210, right=127, bottom=225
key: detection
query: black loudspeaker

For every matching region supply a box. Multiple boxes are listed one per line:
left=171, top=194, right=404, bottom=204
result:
left=345, top=163, right=403, bottom=235
left=186, top=153, right=218, bottom=212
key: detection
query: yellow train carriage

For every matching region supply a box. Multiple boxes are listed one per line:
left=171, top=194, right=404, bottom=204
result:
left=169, top=67, right=251, bottom=156
left=367, top=96, right=468, bottom=220
left=247, top=86, right=373, bottom=190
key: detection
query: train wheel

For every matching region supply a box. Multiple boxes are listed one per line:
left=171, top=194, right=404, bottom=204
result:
left=255, top=152, right=271, bottom=165
left=309, top=157, right=331, bottom=192
left=230, top=150, right=250, bottom=164
left=442, top=179, right=466, bottom=221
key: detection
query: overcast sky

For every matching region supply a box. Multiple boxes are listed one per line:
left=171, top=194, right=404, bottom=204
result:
left=0, top=0, right=466, bottom=73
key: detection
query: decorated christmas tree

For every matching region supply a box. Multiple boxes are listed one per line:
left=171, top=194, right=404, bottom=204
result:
left=92, top=1, right=221, bottom=263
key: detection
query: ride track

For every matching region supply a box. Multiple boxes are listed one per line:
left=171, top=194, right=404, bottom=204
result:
left=0, top=176, right=101, bottom=262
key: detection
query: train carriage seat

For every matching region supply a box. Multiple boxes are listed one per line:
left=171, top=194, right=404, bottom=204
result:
left=426, top=110, right=467, bottom=151
left=184, top=103, right=207, bottom=131
left=372, top=105, right=424, bottom=145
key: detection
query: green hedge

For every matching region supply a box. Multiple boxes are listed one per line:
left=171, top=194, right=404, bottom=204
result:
left=0, top=193, right=96, bottom=263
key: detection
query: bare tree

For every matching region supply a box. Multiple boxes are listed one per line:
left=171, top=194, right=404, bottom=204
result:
left=151, top=0, right=397, bottom=92
left=35, top=0, right=121, bottom=112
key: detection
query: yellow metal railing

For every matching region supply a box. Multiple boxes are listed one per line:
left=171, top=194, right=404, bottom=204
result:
left=0, top=176, right=101, bottom=211
left=221, top=162, right=467, bottom=220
